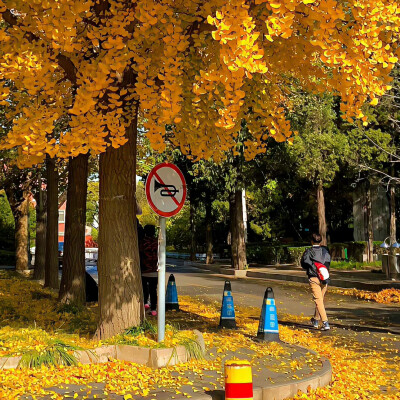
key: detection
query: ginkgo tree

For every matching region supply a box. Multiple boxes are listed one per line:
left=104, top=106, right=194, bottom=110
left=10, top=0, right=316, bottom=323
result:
left=0, top=0, right=399, bottom=338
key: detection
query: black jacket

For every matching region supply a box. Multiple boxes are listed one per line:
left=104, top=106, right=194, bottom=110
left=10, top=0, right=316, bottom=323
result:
left=301, top=246, right=331, bottom=281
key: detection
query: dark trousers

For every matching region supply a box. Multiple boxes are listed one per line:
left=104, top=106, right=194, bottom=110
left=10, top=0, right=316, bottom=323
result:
left=142, top=276, right=158, bottom=311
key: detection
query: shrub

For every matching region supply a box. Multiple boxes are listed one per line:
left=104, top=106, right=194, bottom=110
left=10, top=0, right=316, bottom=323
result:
left=288, top=247, right=307, bottom=267
left=328, top=243, right=347, bottom=260
left=329, top=242, right=367, bottom=262
left=19, top=339, right=80, bottom=368
left=246, top=244, right=292, bottom=264
left=347, top=242, right=367, bottom=262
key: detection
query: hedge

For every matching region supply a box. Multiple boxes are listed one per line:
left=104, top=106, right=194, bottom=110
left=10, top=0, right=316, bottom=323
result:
left=247, top=241, right=386, bottom=266
left=247, top=244, right=292, bottom=265
left=287, top=247, right=307, bottom=267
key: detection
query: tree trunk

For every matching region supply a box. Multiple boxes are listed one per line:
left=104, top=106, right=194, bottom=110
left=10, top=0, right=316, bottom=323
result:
left=33, top=174, right=47, bottom=280
left=189, top=202, right=196, bottom=261
left=205, top=196, right=213, bottom=265
left=95, top=114, right=144, bottom=340
left=230, top=190, right=247, bottom=270
left=317, top=182, right=327, bottom=246
left=59, top=153, right=89, bottom=305
left=44, top=156, right=59, bottom=289
left=14, top=191, right=29, bottom=271
left=390, top=182, right=396, bottom=245
left=388, top=179, right=396, bottom=275
left=365, top=179, right=374, bottom=263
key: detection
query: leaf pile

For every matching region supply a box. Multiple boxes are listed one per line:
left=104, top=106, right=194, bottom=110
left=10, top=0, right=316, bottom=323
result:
left=333, top=288, right=400, bottom=304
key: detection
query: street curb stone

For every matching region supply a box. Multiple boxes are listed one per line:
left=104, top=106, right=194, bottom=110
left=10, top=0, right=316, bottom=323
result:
left=187, top=356, right=332, bottom=400
left=0, top=330, right=205, bottom=370
left=1, top=339, right=332, bottom=399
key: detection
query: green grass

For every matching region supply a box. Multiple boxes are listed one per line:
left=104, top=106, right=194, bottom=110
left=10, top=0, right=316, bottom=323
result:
left=108, top=320, right=158, bottom=346
left=19, top=339, right=81, bottom=369
left=124, top=319, right=157, bottom=337
left=180, top=337, right=204, bottom=360
left=330, top=260, right=382, bottom=270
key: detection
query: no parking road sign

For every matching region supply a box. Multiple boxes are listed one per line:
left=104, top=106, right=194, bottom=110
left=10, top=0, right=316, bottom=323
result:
left=145, top=162, right=187, bottom=217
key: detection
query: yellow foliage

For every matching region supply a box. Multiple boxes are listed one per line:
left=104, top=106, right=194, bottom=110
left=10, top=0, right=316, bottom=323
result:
left=0, top=0, right=399, bottom=164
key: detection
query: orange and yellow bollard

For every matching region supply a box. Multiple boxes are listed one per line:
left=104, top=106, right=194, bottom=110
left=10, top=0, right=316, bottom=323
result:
left=225, top=360, right=253, bottom=400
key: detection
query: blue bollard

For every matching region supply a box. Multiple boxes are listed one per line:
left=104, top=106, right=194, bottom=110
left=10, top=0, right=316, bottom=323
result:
left=165, top=274, right=179, bottom=311
left=257, top=287, right=280, bottom=342
left=219, top=280, right=236, bottom=329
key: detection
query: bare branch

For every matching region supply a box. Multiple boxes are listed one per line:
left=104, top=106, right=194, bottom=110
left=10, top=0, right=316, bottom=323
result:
left=359, top=164, right=400, bottom=185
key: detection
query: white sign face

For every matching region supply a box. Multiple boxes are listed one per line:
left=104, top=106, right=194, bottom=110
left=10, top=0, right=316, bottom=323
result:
left=145, top=163, right=187, bottom=217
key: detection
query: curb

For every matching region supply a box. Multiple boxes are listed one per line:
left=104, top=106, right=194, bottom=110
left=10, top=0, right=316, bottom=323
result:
left=186, top=351, right=332, bottom=400
left=254, top=358, right=332, bottom=400
left=191, top=262, right=400, bottom=291
left=1, top=335, right=332, bottom=400
left=0, top=330, right=206, bottom=370
left=247, top=270, right=400, bottom=291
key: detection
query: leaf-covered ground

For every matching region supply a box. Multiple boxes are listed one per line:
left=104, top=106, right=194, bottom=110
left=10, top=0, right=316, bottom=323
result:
left=0, top=271, right=399, bottom=399
left=331, top=288, right=400, bottom=304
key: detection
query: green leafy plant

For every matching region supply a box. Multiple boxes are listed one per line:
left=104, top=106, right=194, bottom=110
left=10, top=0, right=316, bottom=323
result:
left=19, top=339, right=80, bottom=368
left=180, top=337, right=204, bottom=361
left=288, top=247, right=307, bottom=267
left=111, top=320, right=158, bottom=345
left=125, top=319, right=157, bottom=337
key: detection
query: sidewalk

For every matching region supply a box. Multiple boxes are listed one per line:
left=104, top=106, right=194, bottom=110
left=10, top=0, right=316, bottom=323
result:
left=21, top=343, right=331, bottom=400
left=190, top=261, right=400, bottom=291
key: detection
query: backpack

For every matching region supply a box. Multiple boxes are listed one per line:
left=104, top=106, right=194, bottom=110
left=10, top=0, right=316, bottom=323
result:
left=313, top=261, right=330, bottom=284
left=310, top=247, right=330, bottom=284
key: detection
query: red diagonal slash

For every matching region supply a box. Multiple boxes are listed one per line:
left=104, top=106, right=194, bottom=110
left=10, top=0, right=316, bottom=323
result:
left=153, top=171, right=180, bottom=206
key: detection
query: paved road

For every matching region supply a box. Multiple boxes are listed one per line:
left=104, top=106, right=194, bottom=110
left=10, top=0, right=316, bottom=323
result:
left=164, top=259, right=400, bottom=335
left=164, top=259, right=400, bottom=361
left=84, top=258, right=400, bottom=334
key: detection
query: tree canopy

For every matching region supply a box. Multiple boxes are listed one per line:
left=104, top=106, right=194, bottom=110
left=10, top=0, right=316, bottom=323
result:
left=0, top=0, right=399, bottom=165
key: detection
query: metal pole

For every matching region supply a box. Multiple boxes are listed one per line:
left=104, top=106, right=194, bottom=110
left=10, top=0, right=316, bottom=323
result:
left=157, top=216, right=166, bottom=342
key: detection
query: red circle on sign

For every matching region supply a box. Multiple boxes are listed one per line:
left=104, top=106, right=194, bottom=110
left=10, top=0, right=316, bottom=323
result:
left=145, top=162, right=187, bottom=217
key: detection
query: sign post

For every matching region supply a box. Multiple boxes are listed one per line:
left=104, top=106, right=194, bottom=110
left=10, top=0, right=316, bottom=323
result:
left=145, top=163, right=186, bottom=342
left=157, top=216, right=166, bottom=342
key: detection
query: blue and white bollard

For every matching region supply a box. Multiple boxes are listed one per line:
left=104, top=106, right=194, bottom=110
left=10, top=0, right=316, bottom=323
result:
left=165, top=274, right=179, bottom=311
left=219, top=280, right=236, bottom=329
left=257, top=287, right=280, bottom=342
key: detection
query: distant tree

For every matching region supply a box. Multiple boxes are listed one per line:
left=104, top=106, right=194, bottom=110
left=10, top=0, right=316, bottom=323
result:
left=86, top=181, right=99, bottom=230
left=344, top=98, right=394, bottom=261
left=289, top=95, right=349, bottom=245
left=136, top=181, right=158, bottom=228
